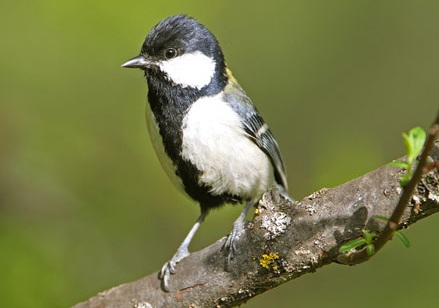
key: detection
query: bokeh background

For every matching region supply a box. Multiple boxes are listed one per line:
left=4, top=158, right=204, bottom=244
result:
left=1, top=1, right=438, bottom=307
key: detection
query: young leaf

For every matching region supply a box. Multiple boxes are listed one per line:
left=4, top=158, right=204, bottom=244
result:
left=374, top=216, right=411, bottom=248
left=362, top=229, right=376, bottom=244
left=366, top=244, right=376, bottom=256
left=402, top=132, right=414, bottom=164
left=339, top=238, right=367, bottom=253
left=388, top=161, right=409, bottom=169
left=395, top=231, right=411, bottom=248
left=374, top=215, right=389, bottom=221
left=409, top=127, right=426, bottom=160
left=399, top=174, right=411, bottom=186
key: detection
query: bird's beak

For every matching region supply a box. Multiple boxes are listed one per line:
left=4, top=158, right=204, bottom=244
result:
left=121, top=55, right=152, bottom=69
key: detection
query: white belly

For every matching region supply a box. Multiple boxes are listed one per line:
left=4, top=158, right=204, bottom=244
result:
left=181, top=93, right=274, bottom=199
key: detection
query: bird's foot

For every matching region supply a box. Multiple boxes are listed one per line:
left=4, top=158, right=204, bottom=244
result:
left=223, top=218, right=245, bottom=269
left=159, top=248, right=189, bottom=292
left=281, top=191, right=294, bottom=203
left=276, top=183, right=294, bottom=203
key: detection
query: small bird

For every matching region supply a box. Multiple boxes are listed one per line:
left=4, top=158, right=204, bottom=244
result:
left=122, top=14, right=289, bottom=291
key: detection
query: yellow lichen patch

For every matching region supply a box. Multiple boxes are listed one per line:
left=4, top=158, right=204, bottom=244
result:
left=259, top=252, right=280, bottom=270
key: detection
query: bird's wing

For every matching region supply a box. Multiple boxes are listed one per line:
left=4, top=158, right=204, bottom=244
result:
left=223, top=76, right=288, bottom=191
left=242, top=113, right=288, bottom=191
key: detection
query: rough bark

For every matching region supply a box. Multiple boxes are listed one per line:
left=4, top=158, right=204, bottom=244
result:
left=72, top=142, right=439, bottom=308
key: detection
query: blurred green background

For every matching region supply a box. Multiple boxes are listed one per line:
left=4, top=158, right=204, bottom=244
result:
left=1, top=0, right=438, bottom=307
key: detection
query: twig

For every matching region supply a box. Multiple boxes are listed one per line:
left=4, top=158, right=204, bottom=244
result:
left=341, top=110, right=439, bottom=264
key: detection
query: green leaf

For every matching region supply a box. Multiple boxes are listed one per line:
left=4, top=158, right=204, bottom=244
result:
left=402, top=132, right=414, bottom=164
left=362, top=229, right=376, bottom=244
left=392, top=127, right=426, bottom=186
left=374, top=215, right=389, bottom=221
left=395, top=231, right=411, bottom=248
left=403, top=127, right=426, bottom=164
left=409, top=127, right=426, bottom=159
left=388, top=161, right=409, bottom=168
left=399, top=174, right=411, bottom=186
left=339, top=238, right=367, bottom=253
left=366, top=244, right=375, bottom=256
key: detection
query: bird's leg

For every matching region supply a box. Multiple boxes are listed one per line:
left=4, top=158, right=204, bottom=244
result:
left=159, top=211, right=207, bottom=291
left=223, top=200, right=255, bottom=267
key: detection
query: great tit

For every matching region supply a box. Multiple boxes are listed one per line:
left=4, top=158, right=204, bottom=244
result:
left=122, top=14, right=290, bottom=291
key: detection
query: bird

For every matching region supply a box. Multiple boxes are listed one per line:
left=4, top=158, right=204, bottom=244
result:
left=122, top=14, right=290, bottom=291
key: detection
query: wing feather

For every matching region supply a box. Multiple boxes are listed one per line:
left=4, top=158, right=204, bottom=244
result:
left=223, top=73, right=288, bottom=191
left=243, top=113, right=288, bottom=191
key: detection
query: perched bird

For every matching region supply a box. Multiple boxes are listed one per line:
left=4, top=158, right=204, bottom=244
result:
left=122, top=14, right=289, bottom=291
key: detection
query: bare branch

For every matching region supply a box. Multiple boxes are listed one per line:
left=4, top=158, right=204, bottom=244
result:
left=72, top=108, right=439, bottom=307
left=72, top=138, right=439, bottom=308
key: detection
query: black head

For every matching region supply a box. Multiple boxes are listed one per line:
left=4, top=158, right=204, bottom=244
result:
left=122, top=15, right=227, bottom=93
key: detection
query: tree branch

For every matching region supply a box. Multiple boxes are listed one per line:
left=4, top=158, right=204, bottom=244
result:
left=73, top=139, right=439, bottom=308
left=338, top=112, right=439, bottom=264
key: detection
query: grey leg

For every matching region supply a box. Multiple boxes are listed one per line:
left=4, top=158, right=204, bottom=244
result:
left=159, top=211, right=207, bottom=291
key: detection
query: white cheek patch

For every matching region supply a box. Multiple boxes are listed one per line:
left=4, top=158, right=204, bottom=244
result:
left=158, top=51, right=216, bottom=89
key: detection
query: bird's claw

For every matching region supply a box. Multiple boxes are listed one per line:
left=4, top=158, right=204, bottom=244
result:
left=160, top=260, right=176, bottom=277
left=276, top=183, right=294, bottom=203
left=224, top=232, right=236, bottom=266
left=158, top=248, right=189, bottom=292
left=159, top=261, right=175, bottom=292
left=223, top=220, right=245, bottom=268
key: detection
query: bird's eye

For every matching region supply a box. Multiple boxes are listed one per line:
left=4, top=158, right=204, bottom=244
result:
left=164, top=48, right=177, bottom=59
